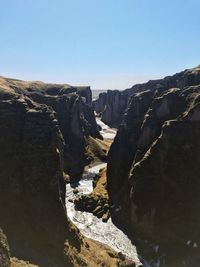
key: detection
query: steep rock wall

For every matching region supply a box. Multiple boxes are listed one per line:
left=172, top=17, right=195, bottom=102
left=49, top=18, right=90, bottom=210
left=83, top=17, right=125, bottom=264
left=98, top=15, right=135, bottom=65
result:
left=0, top=91, right=71, bottom=267
left=107, top=66, right=200, bottom=265
left=0, top=79, right=135, bottom=267
left=0, top=77, right=101, bottom=180
left=94, top=65, right=200, bottom=127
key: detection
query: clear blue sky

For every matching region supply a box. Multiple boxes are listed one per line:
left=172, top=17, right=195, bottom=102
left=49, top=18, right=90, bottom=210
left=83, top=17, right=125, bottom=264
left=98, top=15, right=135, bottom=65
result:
left=0, top=0, right=200, bottom=89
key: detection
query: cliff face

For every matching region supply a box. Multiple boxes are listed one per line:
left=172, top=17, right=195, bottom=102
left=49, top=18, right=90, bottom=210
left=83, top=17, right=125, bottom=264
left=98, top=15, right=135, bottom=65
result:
left=27, top=92, right=101, bottom=180
left=0, top=77, right=101, bottom=180
left=94, top=66, right=200, bottom=127
left=107, top=66, right=200, bottom=265
left=0, top=89, right=72, bottom=266
left=0, top=77, right=136, bottom=267
left=93, top=90, right=130, bottom=127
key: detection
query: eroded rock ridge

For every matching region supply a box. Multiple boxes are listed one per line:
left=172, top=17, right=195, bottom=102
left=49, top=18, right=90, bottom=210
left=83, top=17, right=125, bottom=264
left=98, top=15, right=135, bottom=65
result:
left=0, top=77, right=134, bottom=267
left=107, top=65, right=200, bottom=266
left=94, top=66, right=200, bottom=127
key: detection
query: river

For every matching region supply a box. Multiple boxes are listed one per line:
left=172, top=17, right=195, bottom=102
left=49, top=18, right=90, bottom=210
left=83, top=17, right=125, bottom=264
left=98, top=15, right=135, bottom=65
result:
left=65, top=117, right=153, bottom=266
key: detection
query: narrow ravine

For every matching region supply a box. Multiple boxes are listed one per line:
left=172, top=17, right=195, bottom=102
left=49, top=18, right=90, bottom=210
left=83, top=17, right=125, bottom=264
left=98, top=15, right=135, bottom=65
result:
left=66, top=164, right=142, bottom=266
left=96, top=117, right=117, bottom=140
left=65, top=116, right=144, bottom=266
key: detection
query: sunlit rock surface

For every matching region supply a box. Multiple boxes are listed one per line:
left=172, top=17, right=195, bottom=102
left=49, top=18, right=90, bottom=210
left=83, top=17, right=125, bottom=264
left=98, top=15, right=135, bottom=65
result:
left=94, top=66, right=200, bottom=128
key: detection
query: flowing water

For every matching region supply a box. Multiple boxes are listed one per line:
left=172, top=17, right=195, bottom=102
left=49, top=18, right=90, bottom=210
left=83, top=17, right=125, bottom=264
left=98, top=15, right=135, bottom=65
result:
left=65, top=117, right=147, bottom=266
left=96, top=117, right=117, bottom=140
left=65, top=164, right=142, bottom=266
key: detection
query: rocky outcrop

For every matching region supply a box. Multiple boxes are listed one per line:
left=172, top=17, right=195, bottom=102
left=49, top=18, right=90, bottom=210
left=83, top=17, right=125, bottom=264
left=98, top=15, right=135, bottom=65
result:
left=0, top=77, right=101, bottom=180
left=94, top=65, right=200, bottom=127
left=93, top=90, right=130, bottom=127
left=0, top=90, right=72, bottom=266
left=93, top=90, right=132, bottom=127
left=28, top=92, right=101, bottom=180
left=0, top=227, right=40, bottom=267
left=74, top=168, right=110, bottom=222
left=107, top=66, right=200, bottom=265
left=0, top=78, right=136, bottom=267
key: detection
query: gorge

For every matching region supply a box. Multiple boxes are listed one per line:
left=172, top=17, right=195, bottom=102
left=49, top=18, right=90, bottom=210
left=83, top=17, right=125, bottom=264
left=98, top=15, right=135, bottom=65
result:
left=1, top=66, right=200, bottom=267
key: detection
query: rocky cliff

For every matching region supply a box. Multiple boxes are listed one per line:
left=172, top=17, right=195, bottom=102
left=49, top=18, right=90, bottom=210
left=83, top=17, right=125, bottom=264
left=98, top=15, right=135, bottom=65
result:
left=0, top=77, right=135, bottom=267
left=94, top=66, right=200, bottom=127
left=107, top=66, right=200, bottom=266
left=93, top=90, right=130, bottom=127
left=0, top=76, right=102, bottom=180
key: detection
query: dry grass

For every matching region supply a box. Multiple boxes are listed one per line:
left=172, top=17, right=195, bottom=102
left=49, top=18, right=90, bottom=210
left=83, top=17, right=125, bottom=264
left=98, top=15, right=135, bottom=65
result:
left=65, top=234, right=135, bottom=267
left=0, top=75, right=72, bottom=93
left=95, top=138, right=112, bottom=151
left=11, top=258, right=39, bottom=267
left=92, top=167, right=108, bottom=199
left=86, top=136, right=112, bottom=163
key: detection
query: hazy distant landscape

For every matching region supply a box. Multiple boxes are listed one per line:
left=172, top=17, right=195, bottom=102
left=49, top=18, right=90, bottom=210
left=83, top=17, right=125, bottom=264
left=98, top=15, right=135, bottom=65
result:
left=92, top=89, right=107, bottom=100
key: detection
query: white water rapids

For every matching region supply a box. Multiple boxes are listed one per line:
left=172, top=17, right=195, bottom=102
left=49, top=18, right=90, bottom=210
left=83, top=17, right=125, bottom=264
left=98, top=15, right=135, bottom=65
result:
left=96, top=117, right=117, bottom=140
left=65, top=117, right=147, bottom=266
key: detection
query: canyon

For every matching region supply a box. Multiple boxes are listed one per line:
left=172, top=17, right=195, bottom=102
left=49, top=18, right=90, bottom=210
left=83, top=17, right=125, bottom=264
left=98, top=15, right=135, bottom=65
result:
left=106, top=66, right=200, bottom=266
left=93, top=66, right=200, bottom=127
left=1, top=65, right=200, bottom=267
left=0, top=77, right=134, bottom=267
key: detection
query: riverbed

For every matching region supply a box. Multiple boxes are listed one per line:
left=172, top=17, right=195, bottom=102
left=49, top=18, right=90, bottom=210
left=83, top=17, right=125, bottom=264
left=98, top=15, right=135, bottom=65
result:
left=96, top=117, right=117, bottom=140
left=66, top=163, right=143, bottom=266
left=65, top=117, right=143, bottom=266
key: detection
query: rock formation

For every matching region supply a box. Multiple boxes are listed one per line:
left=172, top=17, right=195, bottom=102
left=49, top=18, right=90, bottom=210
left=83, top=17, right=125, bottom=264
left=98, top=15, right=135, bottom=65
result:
left=107, top=66, right=200, bottom=265
left=0, top=76, right=102, bottom=180
left=94, top=66, right=200, bottom=127
left=74, top=167, right=110, bottom=222
left=0, top=86, right=73, bottom=266
left=93, top=90, right=130, bottom=127
left=0, top=228, right=10, bottom=267
left=0, top=77, right=135, bottom=267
